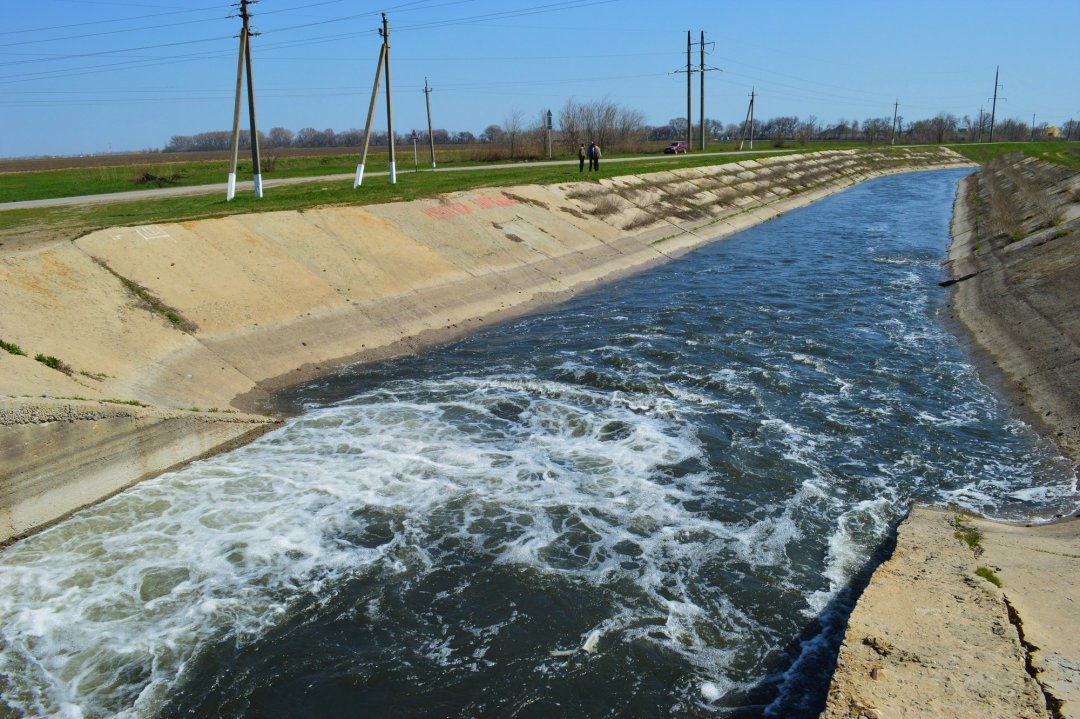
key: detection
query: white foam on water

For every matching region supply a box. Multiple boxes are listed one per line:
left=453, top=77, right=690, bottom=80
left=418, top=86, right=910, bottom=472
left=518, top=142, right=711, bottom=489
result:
left=0, top=374, right=780, bottom=718
left=805, top=497, right=895, bottom=617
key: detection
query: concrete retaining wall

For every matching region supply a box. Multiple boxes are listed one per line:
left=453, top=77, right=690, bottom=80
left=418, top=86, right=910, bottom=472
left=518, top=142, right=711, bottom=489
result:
left=0, top=148, right=974, bottom=542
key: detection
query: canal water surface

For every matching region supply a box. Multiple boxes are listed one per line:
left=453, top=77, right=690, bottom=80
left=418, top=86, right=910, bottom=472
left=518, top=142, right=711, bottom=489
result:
left=1, top=169, right=1077, bottom=718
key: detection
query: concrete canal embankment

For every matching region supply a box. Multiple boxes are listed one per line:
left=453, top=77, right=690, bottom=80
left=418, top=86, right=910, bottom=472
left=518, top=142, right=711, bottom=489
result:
left=821, top=153, right=1080, bottom=719
left=0, top=147, right=972, bottom=543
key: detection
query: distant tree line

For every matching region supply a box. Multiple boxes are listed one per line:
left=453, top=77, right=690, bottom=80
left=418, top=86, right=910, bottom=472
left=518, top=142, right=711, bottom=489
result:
left=163, top=101, right=1078, bottom=155
left=163, top=127, right=481, bottom=153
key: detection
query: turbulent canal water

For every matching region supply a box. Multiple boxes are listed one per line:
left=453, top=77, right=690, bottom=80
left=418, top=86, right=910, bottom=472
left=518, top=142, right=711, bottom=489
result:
left=2, top=169, right=1078, bottom=719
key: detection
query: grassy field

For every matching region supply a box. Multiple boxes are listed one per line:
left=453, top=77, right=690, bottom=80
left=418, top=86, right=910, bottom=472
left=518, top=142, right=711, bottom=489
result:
left=948, top=141, right=1080, bottom=170
left=0, top=140, right=879, bottom=204
left=0, top=150, right=794, bottom=248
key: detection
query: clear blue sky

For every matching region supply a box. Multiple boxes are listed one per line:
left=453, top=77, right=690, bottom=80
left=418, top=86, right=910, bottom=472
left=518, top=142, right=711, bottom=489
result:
left=2, top=0, right=1078, bottom=157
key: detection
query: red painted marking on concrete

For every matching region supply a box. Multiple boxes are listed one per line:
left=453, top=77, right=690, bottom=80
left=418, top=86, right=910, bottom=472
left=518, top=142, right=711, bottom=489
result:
left=423, top=195, right=518, bottom=220
left=470, top=195, right=519, bottom=209
left=423, top=202, right=473, bottom=220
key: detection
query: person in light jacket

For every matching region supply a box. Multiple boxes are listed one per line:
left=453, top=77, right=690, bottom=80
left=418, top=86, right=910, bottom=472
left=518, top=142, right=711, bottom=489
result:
left=578, top=143, right=586, bottom=172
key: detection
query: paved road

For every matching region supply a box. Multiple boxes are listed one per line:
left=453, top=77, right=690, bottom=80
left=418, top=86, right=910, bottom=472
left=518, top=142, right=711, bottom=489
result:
left=0, top=149, right=791, bottom=211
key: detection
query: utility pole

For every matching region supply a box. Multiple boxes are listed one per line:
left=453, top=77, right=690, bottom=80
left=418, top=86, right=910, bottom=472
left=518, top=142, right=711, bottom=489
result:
left=244, top=14, right=262, bottom=199
left=545, top=109, right=553, bottom=160
left=700, top=31, right=706, bottom=151
left=890, top=99, right=900, bottom=145
left=686, top=30, right=692, bottom=150
left=423, top=77, right=436, bottom=168
left=977, top=107, right=984, bottom=143
left=227, top=0, right=262, bottom=201
left=226, top=6, right=247, bottom=201
left=989, top=66, right=1002, bottom=143
left=673, top=31, right=717, bottom=150
left=697, top=34, right=720, bottom=151
left=738, top=89, right=755, bottom=151
left=354, top=28, right=387, bottom=187
left=1030, top=112, right=1036, bottom=142
left=383, top=13, right=397, bottom=184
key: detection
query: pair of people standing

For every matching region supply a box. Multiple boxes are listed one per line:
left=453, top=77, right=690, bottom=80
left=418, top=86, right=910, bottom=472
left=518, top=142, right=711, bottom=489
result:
left=578, top=142, right=601, bottom=172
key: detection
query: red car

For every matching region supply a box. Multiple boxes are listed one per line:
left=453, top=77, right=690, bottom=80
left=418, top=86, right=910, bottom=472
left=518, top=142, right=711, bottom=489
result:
left=664, top=141, right=688, bottom=154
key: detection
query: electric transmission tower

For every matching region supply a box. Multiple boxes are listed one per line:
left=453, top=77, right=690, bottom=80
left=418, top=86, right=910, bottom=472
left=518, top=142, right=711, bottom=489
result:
left=672, top=31, right=720, bottom=151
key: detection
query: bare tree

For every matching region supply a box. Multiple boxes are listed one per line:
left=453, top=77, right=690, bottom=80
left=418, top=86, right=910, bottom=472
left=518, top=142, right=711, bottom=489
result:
left=480, top=124, right=505, bottom=143
left=796, top=115, right=818, bottom=145
left=765, top=116, right=798, bottom=146
left=267, top=127, right=294, bottom=148
left=558, top=98, right=645, bottom=152
left=503, top=109, right=526, bottom=159
left=862, top=117, right=891, bottom=145
left=927, top=113, right=959, bottom=143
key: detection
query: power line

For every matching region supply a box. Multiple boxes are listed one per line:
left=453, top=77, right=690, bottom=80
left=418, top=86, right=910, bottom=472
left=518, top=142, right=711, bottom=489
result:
left=394, top=0, right=620, bottom=32
left=0, top=3, right=223, bottom=37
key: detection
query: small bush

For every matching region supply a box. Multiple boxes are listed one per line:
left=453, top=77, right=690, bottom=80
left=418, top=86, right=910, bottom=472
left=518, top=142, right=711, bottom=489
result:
left=976, top=566, right=1002, bottom=587
left=622, top=212, right=656, bottom=231
left=129, top=165, right=182, bottom=187
left=591, top=195, right=622, bottom=217
left=954, top=515, right=981, bottom=550
left=34, top=353, right=73, bottom=375
left=566, top=185, right=604, bottom=200
left=1, top=339, right=26, bottom=356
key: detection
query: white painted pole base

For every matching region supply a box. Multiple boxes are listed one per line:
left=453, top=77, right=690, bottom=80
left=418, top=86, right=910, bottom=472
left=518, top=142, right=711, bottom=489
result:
left=389, top=161, right=397, bottom=185
left=227, top=173, right=237, bottom=201
left=353, top=163, right=364, bottom=189
left=253, top=174, right=263, bottom=199
left=431, top=162, right=437, bottom=168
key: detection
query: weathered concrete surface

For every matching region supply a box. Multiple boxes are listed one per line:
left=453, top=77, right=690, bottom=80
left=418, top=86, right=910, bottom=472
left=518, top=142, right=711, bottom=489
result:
left=0, top=397, right=277, bottom=543
left=947, top=154, right=1080, bottom=462
left=821, top=507, right=1051, bottom=719
left=968, top=513, right=1080, bottom=718
left=0, top=147, right=973, bottom=542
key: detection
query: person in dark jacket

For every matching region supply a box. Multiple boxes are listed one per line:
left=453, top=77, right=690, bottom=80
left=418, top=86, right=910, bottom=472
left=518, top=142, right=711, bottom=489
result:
left=588, top=142, right=601, bottom=171
left=578, top=143, right=586, bottom=172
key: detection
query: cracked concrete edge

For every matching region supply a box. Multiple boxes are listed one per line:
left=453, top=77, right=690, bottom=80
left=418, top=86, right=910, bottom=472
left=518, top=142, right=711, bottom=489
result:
left=0, top=396, right=279, bottom=544
left=820, top=506, right=1052, bottom=719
